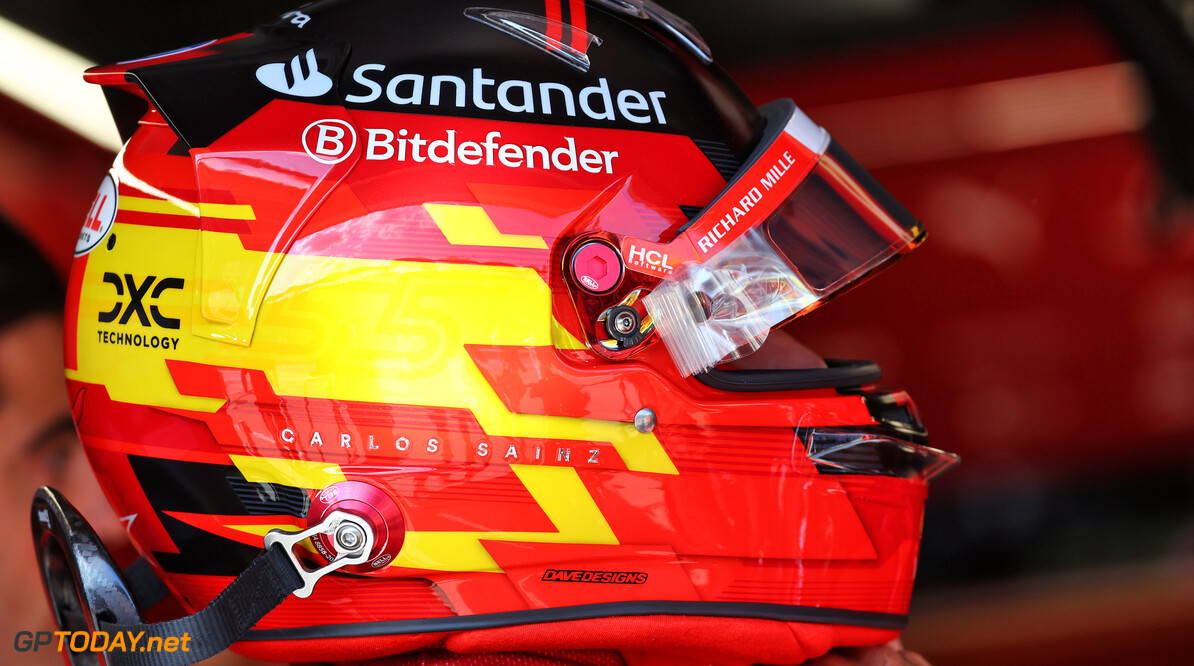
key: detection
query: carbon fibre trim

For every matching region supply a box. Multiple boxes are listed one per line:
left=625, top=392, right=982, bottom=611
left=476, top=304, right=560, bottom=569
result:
left=243, top=600, right=907, bottom=639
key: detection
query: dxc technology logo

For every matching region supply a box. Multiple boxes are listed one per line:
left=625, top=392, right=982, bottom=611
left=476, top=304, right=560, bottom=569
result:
left=99, top=273, right=184, bottom=329
left=255, top=48, right=333, bottom=97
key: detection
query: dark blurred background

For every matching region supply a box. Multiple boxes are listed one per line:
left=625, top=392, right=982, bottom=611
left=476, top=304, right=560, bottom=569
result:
left=2, top=1, right=1194, bottom=664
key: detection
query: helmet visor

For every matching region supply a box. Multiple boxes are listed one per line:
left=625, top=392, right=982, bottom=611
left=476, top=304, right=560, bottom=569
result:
left=627, top=100, right=925, bottom=376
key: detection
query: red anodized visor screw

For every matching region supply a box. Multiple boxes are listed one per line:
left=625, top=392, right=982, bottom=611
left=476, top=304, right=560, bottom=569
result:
left=570, top=241, right=623, bottom=294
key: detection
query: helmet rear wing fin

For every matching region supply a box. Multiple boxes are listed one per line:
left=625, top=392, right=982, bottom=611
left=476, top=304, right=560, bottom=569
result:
left=83, top=34, right=251, bottom=146
left=84, top=33, right=344, bottom=149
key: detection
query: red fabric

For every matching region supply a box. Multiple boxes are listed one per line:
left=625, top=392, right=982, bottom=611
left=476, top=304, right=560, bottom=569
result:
left=233, top=633, right=447, bottom=663
left=236, top=617, right=898, bottom=665
left=441, top=616, right=896, bottom=665
left=323, top=649, right=625, bottom=666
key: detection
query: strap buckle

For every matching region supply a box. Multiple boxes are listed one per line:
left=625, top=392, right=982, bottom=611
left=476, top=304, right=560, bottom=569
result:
left=264, top=510, right=374, bottom=599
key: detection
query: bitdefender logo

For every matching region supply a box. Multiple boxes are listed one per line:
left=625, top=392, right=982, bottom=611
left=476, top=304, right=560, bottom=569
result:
left=302, top=119, right=357, bottom=164
left=256, top=48, right=333, bottom=98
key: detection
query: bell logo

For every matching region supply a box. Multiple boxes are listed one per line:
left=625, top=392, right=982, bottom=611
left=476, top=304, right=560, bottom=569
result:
left=76, top=174, right=118, bottom=257
left=302, top=119, right=358, bottom=164
left=256, top=48, right=333, bottom=97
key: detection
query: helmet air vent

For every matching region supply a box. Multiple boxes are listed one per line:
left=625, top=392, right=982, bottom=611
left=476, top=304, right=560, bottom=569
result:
left=464, top=7, right=603, bottom=73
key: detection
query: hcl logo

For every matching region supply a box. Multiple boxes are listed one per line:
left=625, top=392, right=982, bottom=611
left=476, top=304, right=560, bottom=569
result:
left=98, top=273, right=185, bottom=329
left=625, top=244, right=673, bottom=272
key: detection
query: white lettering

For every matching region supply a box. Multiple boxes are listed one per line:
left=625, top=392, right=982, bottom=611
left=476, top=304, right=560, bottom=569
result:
left=395, top=436, right=410, bottom=451
left=627, top=244, right=672, bottom=269
left=498, top=79, right=534, bottom=113
left=344, top=64, right=385, bottom=103
left=342, top=66, right=667, bottom=124
left=428, top=130, right=456, bottom=164
left=580, top=149, right=603, bottom=173
left=617, top=89, right=651, bottom=124
left=366, top=128, right=394, bottom=159
left=458, top=141, right=483, bottom=165
left=602, top=151, right=619, bottom=173
left=430, top=75, right=466, bottom=107
left=525, top=144, right=549, bottom=170
left=644, top=250, right=673, bottom=269
left=283, top=10, right=311, bottom=28
left=409, top=133, right=427, bottom=162
left=551, top=137, right=578, bottom=171
left=482, top=132, right=501, bottom=165
left=540, top=82, right=576, bottom=116
left=427, top=437, right=439, bottom=453
left=648, top=91, right=668, bottom=124
left=580, top=78, right=615, bottom=121
left=386, top=73, right=423, bottom=104
left=472, top=68, right=496, bottom=110
left=499, top=143, right=523, bottom=167
left=315, top=125, right=345, bottom=156
left=281, top=428, right=295, bottom=444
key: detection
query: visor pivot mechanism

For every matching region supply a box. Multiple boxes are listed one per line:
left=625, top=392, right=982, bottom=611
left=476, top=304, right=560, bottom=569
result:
left=570, top=240, right=623, bottom=294
left=264, top=510, right=374, bottom=599
left=604, top=304, right=645, bottom=348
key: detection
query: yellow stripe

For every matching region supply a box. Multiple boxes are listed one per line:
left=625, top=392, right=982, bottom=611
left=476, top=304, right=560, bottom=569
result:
left=226, top=524, right=319, bottom=554
left=229, top=455, right=346, bottom=487
left=551, top=317, right=588, bottom=350
left=424, top=203, right=548, bottom=250
left=119, top=195, right=255, bottom=220
left=610, top=432, right=679, bottom=475
left=511, top=464, right=617, bottom=543
left=394, top=465, right=618, bottom=572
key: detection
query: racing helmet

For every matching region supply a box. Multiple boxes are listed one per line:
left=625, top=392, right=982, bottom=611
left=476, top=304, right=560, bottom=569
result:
left=36, top=1, right=957, bottom=663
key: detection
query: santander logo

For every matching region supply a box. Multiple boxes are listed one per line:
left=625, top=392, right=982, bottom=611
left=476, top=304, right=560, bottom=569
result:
left=256, top=48, right=333, bottom=97
left=253, top=49, right=670, bottom=125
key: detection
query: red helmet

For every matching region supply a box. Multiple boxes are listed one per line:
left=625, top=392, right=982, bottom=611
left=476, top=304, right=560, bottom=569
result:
left=40, top=1, right=956, bottom=663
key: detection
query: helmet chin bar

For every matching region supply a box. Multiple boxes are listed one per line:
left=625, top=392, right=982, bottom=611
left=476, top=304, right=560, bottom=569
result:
left=31, top=486, right=373, bottom=665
